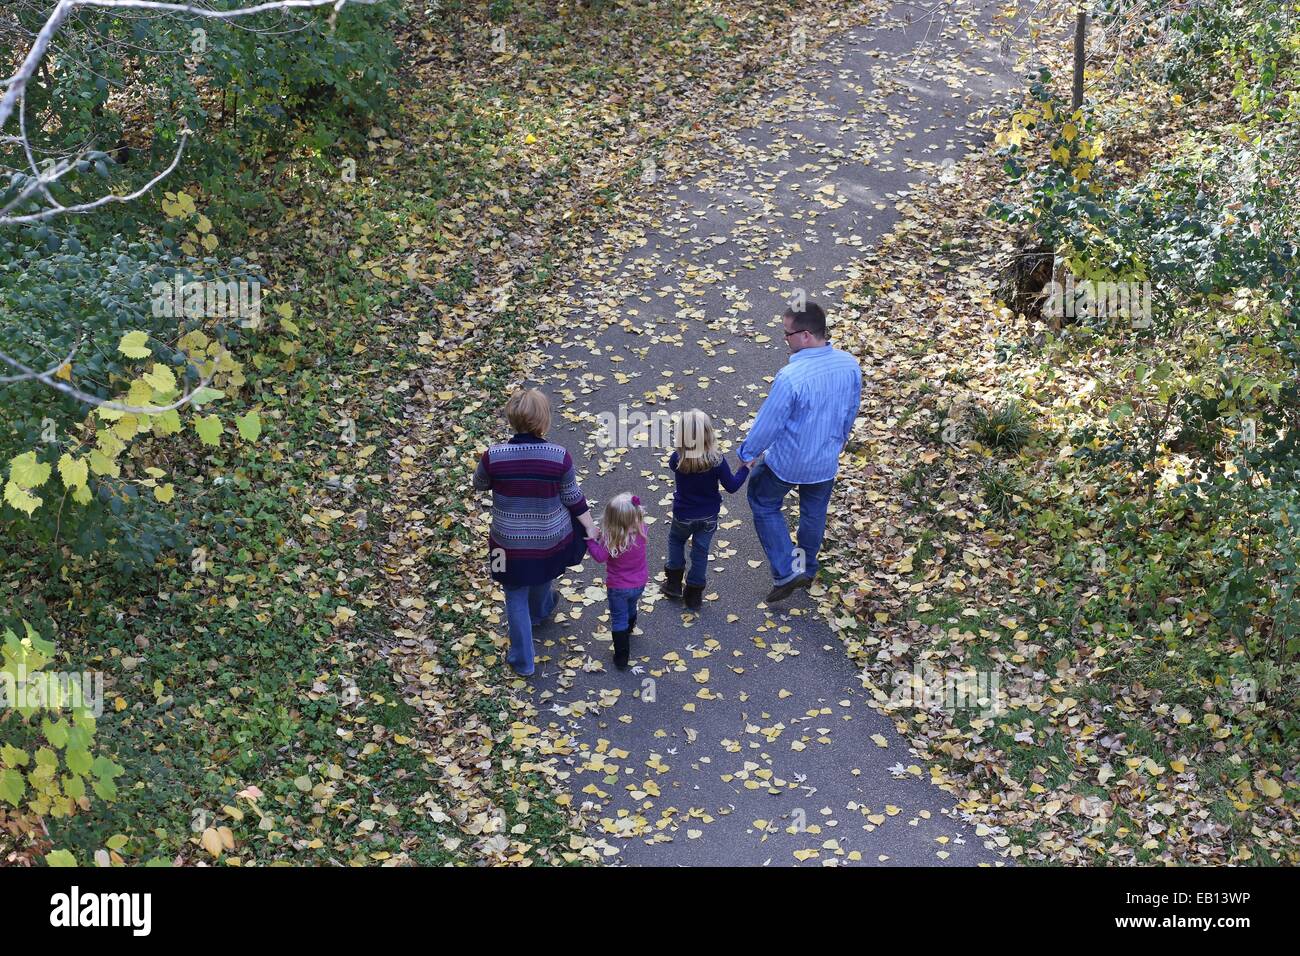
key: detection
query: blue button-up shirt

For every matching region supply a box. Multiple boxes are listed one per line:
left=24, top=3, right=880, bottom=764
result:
left=738, top=343, right=862, bottom=484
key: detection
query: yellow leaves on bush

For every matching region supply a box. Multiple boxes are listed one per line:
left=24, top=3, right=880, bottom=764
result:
left=178, top=328, right=210, bottom=353
left=162, top=189, right=218, bottom=254
left=997, top=107, right=1050, bottom=149
left=1004, top=99, right=1104, bottom=189
left=57, top=454, right=89, bottom=501
left=87, top=449, right=119, bottom=480
left=9, top=451, right=51, bottom=489
left=125, top=378, right=154, bottom=408
left=2, top=620, right=118, bottom=832
left=235, top=410, right=262, bottom=442
left=117, top=330, right=152, bottom=359
left=161, top=190, right=196, bottom=219
left=4, top=319, right=259, bottom=519
left=4, top=451, right=52, bottom=516
left=143, top=363, right=176, bottom=393
left=2, top=482, right=41, bottom=516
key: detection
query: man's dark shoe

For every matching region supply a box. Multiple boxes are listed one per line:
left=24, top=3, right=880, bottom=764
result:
left=663, top=566, right=684, bottom=600
left=612, top=628, right=631, bottom=670
left=794, top=573, right=816, bottom=591
left=683, top=584, right=704, bottom=610
left=765, top=578, right=803, bottom=604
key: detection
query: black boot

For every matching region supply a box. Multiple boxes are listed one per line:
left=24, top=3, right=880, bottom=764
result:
left=683, top=583, right=704, bottom=610
left=663, top=566, right=684, bottom=600
left=612, top=628, right=631, bottom=670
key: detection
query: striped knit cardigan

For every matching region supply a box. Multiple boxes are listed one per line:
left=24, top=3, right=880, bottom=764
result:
left=472, top=433, right=590, bottom=586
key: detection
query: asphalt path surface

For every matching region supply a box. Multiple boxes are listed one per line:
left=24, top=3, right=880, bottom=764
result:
left=526, top=0, right=1020, bottom=866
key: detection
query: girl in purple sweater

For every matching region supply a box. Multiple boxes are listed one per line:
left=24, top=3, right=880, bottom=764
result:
left=586, top=492, right=649, bottom=670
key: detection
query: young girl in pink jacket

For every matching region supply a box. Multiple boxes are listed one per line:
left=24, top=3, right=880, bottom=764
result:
left=586, top=492, right=649, bottom=670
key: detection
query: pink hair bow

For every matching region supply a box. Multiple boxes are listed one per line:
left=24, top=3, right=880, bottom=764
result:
left=631, top=495, right=641, bottom=506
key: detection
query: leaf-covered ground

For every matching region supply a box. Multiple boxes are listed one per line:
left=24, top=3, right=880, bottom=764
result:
left=4, top=0, right=1294, bottom=867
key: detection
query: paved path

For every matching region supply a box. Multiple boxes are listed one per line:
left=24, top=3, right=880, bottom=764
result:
left=527, top=0, right=1020, bottom=866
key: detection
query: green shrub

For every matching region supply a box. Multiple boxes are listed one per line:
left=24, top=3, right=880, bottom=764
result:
left=979, top=465, right=1024, bottom=520
left=971, top=401, right=1032, bottom=451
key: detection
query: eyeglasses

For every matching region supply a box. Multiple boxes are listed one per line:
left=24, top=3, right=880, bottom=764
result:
left=783, top=327, right=807, bottom=339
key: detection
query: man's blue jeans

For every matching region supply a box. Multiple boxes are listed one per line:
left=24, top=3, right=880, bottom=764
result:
left=666, top=516, right=718, bottom=587
left=746, top=461, right=834, bottom=586
left=503, top=580, right=557, bottom=675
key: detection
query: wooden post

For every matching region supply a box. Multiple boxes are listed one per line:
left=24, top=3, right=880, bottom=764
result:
left=1072, top=9, right=1087, bottom=111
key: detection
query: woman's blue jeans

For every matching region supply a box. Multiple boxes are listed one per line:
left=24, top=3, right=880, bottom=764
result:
left=503, top=580, right=557, bottom=675
left=666, top=516, right=718, bottom=587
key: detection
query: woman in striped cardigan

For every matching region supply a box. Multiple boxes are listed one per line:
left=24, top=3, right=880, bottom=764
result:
left=472, top=388, right=595, bottom=676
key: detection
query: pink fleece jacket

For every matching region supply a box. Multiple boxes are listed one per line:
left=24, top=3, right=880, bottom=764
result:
left=586, top=529, right=649, bottom=590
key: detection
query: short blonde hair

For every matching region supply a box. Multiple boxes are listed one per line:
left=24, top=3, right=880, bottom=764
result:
left=505, top=388, right=551, bottom=437
left=674, top=408, right=720, bottom=474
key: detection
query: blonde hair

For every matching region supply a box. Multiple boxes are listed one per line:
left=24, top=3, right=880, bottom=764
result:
left=673, top=408, right=721, bottom=474
left=505, top=388, right=550, bottom=437
left=599, top=492, right=646, bottom=559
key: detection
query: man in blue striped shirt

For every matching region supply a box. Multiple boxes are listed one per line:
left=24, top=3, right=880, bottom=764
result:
left=738, top=301, right=862, bottom=603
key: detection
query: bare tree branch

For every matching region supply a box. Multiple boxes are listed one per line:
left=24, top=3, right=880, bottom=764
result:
left=0, top=1, right=378, bottom=128
left=0, top=0, right=379, bottom=422
left=0, top=335, right=81, bottom=384
left=2, top=132, right=189, bottom=224
left=0, top=336, right=227, bottom=414
left=0, top=0, right=380, bottom=226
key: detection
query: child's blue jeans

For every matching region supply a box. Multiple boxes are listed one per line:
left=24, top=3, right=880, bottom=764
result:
left=666, top=515, right=718, bottom=587
left=607, top=586, right=644, bottom=631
